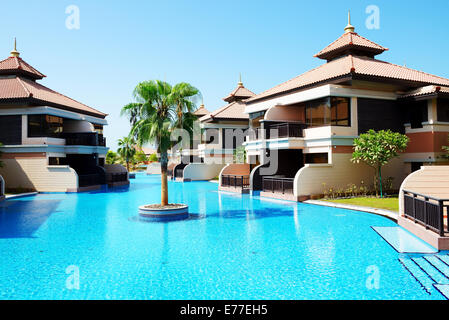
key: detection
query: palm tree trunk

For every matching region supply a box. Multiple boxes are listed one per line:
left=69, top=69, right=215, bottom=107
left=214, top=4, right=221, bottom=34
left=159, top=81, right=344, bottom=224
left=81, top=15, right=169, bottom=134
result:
left=160, top=151, right=169, bottom=206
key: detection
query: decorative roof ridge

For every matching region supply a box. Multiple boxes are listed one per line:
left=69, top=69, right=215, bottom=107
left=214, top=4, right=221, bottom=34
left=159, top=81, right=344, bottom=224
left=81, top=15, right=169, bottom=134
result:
left=16, top=76, right=32, bottom=97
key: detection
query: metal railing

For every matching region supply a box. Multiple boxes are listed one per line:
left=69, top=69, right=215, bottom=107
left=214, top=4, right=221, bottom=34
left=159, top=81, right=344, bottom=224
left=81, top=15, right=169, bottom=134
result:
left=107, top=172, right=128, bottom=183
left=63, top=133, right=106, bottom=147
left=221, top=175, right=250, bottom=189
left=78, top=174, right=104, bottom=187
left=248, top=122, right=306, bottom=141
left=266, top=123, right=306, bottom=139
left=262, top=176, right=294, bottom=195
left=403, top=190, right=449, bottom=236
left=175, top=168, right=184, bottom=178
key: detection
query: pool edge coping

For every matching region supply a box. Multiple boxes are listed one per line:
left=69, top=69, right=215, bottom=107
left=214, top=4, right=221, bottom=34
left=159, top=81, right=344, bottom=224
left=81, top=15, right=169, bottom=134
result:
left=304, top=199, right=399, bottom=221
left=4, top=192, right=39, bottom=200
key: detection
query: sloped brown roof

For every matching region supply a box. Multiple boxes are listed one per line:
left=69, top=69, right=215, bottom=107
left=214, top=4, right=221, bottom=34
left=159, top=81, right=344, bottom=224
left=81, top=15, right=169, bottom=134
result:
left=0, top=56, right=45, bottom=79
left=247, top=55, right=449, bottom=103
left=193, top=104, right=210, bottom=117
left=199, top=100, right=249, bottom=122
left=400, top=85, right=449, bottom=98
left=223, top=83, right=255, bottom=102
left=0, top=76, right=107, bottom=118
left=315, top=32, right=388, bottom=60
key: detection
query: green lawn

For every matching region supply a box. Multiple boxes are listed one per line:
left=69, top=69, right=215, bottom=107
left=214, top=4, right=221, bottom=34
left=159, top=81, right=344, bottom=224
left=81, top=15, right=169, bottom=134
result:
left=323, top=196, right=399, bottom=212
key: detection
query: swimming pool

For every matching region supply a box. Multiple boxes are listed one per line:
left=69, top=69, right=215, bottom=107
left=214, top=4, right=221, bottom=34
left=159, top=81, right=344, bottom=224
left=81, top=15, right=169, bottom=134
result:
left=0, top=174, right=444, bottom=300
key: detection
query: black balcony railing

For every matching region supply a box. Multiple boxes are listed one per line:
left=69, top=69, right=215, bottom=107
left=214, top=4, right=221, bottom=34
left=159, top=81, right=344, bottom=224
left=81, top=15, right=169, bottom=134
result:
left=175, top=168, right=184, bottom=178
left=403, top=190, right=449, bottom=236
left=78, top=174, right=105, bottom=187
left=107, top=172, right=128, bottom=183
left=63, top=133, right=106, bottom=147
left=248, top=122, right=306, bottom=141
left=262, top=176, right=294, bottom=195
left=221, top=175, right=250, bottom=189
left=266, top=123, right=306, bottom=139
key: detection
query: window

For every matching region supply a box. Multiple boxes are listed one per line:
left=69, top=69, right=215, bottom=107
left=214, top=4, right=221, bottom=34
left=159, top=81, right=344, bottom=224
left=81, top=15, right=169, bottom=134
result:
left=249, top=111, right=265, bottom=128
left=28, top=115, right=63, bottom=138
left=93, top=124, right=104, bottom=134
left=305, top=153, right=329, bottom=164
left=437, top=99, right=449, bottom=122
left=48, top=157, right=67, bottom=165
left=306, top=98, right=331, bottom=127
left=330, top=97, right=350, bottom=126
left=303, top=97, right=351, bottom=128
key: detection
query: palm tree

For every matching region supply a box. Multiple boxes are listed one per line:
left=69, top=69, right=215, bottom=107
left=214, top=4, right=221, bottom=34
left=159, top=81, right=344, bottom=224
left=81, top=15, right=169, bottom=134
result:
left=117, top=136, right=136, bottom=172
left=121, top=80, right=200, bottom=206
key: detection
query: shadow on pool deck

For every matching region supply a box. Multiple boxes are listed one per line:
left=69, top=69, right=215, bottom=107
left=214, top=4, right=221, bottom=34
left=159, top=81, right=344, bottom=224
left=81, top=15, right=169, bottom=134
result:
left=0, top=199, right=62, bottom=238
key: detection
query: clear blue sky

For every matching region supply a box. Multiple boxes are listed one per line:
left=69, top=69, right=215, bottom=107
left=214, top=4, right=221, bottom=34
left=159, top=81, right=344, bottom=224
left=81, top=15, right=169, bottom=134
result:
left=1, top=0, right=448, bottom=151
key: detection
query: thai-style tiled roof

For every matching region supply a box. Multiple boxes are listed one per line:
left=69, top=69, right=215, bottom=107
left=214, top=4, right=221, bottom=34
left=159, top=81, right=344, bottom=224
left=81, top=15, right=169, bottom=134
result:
left=400, top=85, right=449, bottom=98
left=223, top=82, right=255, bottom=103
left=0, top=76, right=107, bottom=117
left=0, top=56, right=46, bottom=79
left=315, top=32, right=388, bottom=60
left=193, top=104, right=210, bottom=117
left=199, top=100, right=249, bottom=122
left=247, top=55, right=449, bottom=103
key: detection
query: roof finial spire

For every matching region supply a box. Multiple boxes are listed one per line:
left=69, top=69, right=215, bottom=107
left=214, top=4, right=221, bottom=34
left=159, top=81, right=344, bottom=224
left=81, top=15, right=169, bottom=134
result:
left=238, top=73, right=243, bottom=87
left=10, top=37, right=20, bottom=57
left=344, top=10, right=355, bottom=33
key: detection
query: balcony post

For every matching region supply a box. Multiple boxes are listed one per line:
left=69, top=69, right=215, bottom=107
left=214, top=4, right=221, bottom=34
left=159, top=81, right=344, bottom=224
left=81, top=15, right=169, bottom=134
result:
left=439, top=200, right=444, bottom=236
left=424, top=197, right=428, bottom=229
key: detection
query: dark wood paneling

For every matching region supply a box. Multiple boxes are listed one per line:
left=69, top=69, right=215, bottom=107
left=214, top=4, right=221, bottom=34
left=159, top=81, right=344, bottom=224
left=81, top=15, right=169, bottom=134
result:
left=0, top=115, right=22, bottom=145
left=357, top=98, right=405, bottom=134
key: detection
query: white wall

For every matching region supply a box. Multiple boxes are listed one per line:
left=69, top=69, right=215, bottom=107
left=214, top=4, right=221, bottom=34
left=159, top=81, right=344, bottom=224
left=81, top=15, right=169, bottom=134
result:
left=183, top=163, right=225, bottom=181
left=294, top=153, right=407, bottom=197
left=0, top=157, right=78, bottom=192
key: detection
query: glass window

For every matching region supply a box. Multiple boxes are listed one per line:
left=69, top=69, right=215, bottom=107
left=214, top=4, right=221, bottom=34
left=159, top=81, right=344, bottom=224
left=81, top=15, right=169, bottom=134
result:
left=437, top=99, right=449, bottom=122
left=330, top=97, right=350, bottom=126
left=306, top=98, right=331, bottom=127
left=28, top=115, right=63, bottom=138
left=305, top=153, right=329, bottom=164
left=93, top=124, right=104, bottom=134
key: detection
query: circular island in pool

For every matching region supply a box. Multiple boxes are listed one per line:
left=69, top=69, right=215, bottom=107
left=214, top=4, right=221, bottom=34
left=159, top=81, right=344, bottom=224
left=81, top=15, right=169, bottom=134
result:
left=138, top=203, right=189, bottom=221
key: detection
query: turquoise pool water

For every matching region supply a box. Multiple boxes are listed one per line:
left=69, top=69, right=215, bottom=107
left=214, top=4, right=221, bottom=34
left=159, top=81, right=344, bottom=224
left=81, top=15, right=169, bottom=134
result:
left=0, top=174, right=444, bottom=299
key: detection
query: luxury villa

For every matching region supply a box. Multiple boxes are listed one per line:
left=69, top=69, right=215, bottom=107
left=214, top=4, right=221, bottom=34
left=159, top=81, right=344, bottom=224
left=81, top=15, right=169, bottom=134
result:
left=216, top=17, right=449, bottom=201
left=0, top=41, right=128, bottom=193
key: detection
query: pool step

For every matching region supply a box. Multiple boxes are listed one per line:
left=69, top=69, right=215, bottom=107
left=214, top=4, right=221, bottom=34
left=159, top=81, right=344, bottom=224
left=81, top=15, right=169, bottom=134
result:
left=399, top=254, right=449, bottom=299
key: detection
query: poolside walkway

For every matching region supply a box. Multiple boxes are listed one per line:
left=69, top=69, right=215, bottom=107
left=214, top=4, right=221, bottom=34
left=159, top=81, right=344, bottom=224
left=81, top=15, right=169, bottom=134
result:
left=305, top=200, right=399, bottom=221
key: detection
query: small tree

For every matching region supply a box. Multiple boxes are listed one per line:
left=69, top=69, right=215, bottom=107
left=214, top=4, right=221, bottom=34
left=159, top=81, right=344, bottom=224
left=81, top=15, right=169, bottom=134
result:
left=351, top=129, right=409, bottom=198
left=134, top=150, right=148, bottom=164
left=149, top=153, right=158, bottom=162
left=117, top=137, right=137, bottom=172
left=106, top=150, right=120, bottom=164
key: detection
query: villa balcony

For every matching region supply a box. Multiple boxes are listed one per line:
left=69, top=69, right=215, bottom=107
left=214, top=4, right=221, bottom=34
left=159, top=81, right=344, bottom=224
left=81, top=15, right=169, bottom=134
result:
left=248, top=121, right=307, bottom=142
left=78, top=173, right=105, bottom=188
left=63, top=132, right=106, bottom=147
left=262, top=176, right=294, bottom=195
left=221, top=174, right=250, bottom=190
